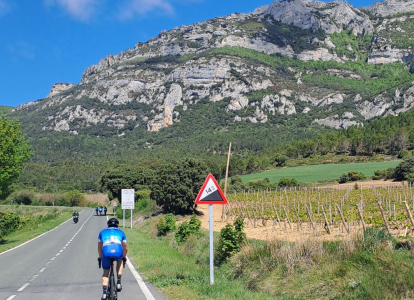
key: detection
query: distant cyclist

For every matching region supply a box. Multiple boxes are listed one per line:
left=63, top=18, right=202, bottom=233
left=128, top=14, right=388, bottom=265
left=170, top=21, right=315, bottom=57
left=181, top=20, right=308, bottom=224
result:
left=95, top=207, right=99, bottom=215
left=99, top=206, right=103, bottom=215
left=104, top=206, right=107, bottom=216
left=73, top=210, right=79, bottom=217
left=98, top=218, right=128, bottom=300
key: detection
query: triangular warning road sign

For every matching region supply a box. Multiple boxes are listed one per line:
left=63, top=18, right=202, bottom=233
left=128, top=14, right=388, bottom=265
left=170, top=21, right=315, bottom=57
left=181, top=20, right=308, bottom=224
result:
left=195, top=173, right=228, bottom=205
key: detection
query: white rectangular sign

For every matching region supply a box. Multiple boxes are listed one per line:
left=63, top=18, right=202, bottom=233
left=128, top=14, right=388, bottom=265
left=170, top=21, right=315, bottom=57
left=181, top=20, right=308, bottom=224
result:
left=121, top=189, right=135, bottom=209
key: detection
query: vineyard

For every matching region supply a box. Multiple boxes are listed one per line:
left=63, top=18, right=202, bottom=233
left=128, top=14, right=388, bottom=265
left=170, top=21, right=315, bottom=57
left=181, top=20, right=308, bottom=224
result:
left=222, top=183, right=414, bottom=238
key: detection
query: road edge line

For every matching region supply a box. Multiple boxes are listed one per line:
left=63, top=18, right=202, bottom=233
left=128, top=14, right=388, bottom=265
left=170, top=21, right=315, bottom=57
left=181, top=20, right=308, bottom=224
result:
left=126, top=257, right=155, bottom=300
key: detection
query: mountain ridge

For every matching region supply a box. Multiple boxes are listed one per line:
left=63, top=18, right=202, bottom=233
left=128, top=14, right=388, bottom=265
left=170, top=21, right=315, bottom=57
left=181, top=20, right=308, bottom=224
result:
left=9, top=0, right=414, bottom=150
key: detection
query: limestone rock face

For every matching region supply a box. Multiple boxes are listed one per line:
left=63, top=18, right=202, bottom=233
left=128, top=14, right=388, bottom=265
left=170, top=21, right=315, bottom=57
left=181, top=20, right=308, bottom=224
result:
left=253, top=0, right=374, bottom=35
left=361, top=0, right=414, bottom=17
left=12, top=0, right=414, bottom=134
left=47, top=83, right=75, bottom=98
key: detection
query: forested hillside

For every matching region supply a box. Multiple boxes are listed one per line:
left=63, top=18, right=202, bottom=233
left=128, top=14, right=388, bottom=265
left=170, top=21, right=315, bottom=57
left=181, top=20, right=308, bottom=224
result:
left=0, top=106, right=12, bottom=116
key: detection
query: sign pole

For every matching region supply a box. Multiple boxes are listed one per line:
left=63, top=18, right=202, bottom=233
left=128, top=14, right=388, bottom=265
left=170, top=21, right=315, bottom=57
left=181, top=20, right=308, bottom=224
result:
left=131, top=209, right=133, bottom=229
left=209, top=204, right=214, bottom=285
left=123, top=209, right=125, bottom=228
left=194, top=173, right=227, bottom=286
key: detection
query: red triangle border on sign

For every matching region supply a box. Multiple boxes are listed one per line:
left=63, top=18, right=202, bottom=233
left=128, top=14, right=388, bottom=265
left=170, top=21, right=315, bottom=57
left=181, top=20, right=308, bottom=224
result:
left=195, top=173, right=228, bottom=205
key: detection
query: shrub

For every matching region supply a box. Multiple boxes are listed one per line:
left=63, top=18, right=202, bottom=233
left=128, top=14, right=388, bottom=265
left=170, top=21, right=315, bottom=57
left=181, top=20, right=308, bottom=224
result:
left=157, top=214, right=176, bottom=236
left=339, top=170, right=365, bottom=183
left=216, top=218, right=246, bottom=265
left=274, top=154, right=289, bottom=167
left=12, top=190, right=35, bottom=205
left=278, top=177, right=299, bottom=187
left=175, top=214, right=201, bottom=245
left=0, top=211, right=22, bottom=237
left=372, top=168, right=395, bottom=180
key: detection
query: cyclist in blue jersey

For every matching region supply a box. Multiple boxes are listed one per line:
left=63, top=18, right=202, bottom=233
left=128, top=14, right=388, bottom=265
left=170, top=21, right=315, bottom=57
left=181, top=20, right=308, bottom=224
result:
left=98, top=218, right=128, bottom=300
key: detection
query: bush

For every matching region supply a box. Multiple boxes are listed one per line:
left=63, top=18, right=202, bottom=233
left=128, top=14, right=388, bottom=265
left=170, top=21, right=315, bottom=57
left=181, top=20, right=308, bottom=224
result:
left=12, top=190, right=35, bottom=205
left=63, top=190, right=86, bottom=207
left=216, top=218, right=246, bottom=265
left=175, top=214, right=201, bottom=245
left=0, top=211, right=22, bottom=237
left=278, top=177, right=299, bottom=187
left=372, top=168, right=395, bottom=180
left=398, top=149, right=411, bottom=159
left=274, top=154, right=289, bottom=167
left=157, top=214, right=176, bottom=236
left=339, top=170, right=365, bottom=183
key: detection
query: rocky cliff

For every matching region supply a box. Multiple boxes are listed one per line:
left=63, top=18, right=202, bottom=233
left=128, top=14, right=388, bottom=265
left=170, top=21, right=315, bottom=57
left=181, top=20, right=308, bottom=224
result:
left=12, top=0, right=414, bottom=136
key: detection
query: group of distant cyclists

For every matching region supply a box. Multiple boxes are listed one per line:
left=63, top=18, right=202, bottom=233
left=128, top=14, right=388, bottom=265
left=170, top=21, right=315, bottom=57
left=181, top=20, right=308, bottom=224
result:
left=71, top=206, right=127, bottom=300
left=95, top=206, right=107, bottom=216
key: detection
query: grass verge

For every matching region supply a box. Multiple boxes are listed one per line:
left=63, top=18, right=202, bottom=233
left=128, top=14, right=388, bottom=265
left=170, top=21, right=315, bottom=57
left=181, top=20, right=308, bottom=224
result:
left=0, top=205, right=74, bottom=253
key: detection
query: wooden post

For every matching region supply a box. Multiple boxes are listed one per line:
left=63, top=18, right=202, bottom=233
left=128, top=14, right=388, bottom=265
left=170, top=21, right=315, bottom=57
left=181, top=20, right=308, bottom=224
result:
left=282, top=206, right=292, bottom=229
left=335, top=203, right=349, bottom=234
left=356, top=204, right=365, bottom=230
left=221, top=142, right=231, bottom=222
left=293, top=208, right=302, bottom=231
left=377, top=202, right=391, bottom=235
left=320, top=205, right=331, bottom=234
left=305, top=205, right=316, bottom=231
left=403, top=201, right=414, bottom=228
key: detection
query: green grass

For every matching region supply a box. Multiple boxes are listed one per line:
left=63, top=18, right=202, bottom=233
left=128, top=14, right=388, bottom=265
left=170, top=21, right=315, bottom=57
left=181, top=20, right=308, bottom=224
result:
left=238, top=160, right=401, bottom=183
left=0, top=205, right=74, bottom=253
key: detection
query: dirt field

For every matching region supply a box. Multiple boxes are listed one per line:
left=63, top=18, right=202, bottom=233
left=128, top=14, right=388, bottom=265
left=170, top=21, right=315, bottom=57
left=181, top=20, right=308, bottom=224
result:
left=196, top=180, right=406, bottom=242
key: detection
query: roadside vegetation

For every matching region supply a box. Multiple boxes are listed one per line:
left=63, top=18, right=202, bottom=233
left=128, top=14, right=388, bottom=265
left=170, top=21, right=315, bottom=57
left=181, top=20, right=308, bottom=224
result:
left=0, top=206, right=73, bottom=253
left=125, top=198, right=414, bottom=300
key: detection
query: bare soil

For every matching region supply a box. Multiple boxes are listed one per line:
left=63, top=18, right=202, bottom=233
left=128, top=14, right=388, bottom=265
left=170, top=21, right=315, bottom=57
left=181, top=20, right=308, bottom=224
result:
left=196, top=180, right=405, bottom=242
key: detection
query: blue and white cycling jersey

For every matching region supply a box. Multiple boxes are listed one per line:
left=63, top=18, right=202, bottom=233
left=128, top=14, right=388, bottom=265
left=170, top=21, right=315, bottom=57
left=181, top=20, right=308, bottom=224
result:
left=98, top=227, right=127, bottom=258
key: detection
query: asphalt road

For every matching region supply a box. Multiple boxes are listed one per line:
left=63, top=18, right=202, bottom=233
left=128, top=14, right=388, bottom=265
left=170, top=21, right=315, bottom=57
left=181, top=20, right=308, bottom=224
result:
left=0, top=208, right=170, bottom=300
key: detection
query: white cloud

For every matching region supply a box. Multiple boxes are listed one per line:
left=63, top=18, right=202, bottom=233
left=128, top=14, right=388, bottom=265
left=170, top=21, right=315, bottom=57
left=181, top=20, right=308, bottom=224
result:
left=44, top=0, right=99, bottom=21
left=7, top=42, right=35, bottom=59
left=117, top=0, right=174, bottom=21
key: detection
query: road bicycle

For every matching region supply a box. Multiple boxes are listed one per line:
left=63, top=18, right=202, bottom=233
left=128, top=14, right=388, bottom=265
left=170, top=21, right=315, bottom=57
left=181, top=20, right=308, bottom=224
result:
left=98, top=257, right=126, bottom=300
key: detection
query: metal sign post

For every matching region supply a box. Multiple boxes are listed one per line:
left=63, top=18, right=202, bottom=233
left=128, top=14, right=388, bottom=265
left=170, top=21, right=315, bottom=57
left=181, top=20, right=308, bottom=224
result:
left=209, top=204, right=214, bottom=284
left=194, top=174, right=228, bottom=285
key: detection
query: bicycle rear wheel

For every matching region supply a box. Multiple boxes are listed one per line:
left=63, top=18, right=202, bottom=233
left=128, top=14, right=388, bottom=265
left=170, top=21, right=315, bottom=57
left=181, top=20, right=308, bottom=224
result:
left=109, top=265, right=117, bottom=300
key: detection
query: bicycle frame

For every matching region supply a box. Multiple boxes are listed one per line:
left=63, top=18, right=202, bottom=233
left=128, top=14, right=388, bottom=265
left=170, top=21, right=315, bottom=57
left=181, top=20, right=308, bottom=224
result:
left=108, top=258, right=117, bottom=300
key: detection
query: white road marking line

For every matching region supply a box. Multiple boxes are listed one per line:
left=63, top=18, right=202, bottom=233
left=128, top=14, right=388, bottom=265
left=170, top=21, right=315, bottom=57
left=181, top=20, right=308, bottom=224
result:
left=6, top=295, right=16, bottom=300
left=29, top=275, right=38, bottom=281
left=59, top=250, right=63, bottom=253
left=126, top=258, right=155, bottom=300
left=39, top=268, right=45, bottom=273
left=17, top=283, right=30, bottom=292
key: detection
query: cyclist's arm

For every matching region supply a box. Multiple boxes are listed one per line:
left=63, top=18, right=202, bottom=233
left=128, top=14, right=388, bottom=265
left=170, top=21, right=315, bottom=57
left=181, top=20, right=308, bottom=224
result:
left=122, top=241, right=128, bottom=258
left=98, top=241, right=103, bottom=259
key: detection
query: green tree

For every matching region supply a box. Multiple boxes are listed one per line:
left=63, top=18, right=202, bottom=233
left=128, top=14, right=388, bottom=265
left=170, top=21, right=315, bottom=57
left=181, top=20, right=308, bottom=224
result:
left=0, top=117, right=31, bottom=198
left=394, top=157, right=414, bottom=181
left=150, top=158, right=209, bottom=214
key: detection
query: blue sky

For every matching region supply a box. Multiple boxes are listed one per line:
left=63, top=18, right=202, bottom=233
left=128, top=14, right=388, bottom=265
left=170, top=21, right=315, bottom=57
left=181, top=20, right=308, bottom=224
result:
left=1, top=0, right=379, bottom=107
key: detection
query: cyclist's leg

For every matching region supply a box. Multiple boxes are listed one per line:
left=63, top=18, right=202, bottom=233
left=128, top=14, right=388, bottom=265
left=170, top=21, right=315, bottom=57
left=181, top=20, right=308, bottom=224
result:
left=101, top=257, right=111, bottom=299
left=115, top=258, right=124, bottom=291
